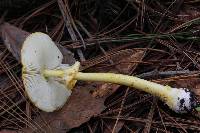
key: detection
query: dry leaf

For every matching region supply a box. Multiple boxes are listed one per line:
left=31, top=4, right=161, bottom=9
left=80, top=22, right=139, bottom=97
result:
left=0, top=130, right=16, bottom=133
left=0, top=23, right=75, bottom=65
left=0, top=23, right=29, bottom=61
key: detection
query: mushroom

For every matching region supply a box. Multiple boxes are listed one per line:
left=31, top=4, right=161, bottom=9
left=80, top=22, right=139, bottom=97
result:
left=21, top=32, right=75, bottom=112
left=21, top=32, right=198, bottom=113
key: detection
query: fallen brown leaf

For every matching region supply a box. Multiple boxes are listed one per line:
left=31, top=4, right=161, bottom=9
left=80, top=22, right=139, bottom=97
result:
left=0, top=130, right=16, bottom=133
left=0, top=23, right=29, bottom=61
left=0, top=23, right=75, bottom=65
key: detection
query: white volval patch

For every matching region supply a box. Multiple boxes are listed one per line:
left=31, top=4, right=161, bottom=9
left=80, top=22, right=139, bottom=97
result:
left=168, top=88, right=192, bottom=113
left=22, top=32, right=72, bottom=112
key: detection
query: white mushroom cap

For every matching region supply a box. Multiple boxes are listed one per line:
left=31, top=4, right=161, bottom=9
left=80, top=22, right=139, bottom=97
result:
left=21, top=32, right=71, bottom=112
left=21, top=32, right=63, bottom=71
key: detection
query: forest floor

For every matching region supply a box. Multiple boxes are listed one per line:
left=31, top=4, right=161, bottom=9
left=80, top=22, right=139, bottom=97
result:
left=1, top=0, right=200, bottom=133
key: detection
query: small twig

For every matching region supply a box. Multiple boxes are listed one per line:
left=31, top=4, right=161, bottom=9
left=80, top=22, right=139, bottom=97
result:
left=143, top=97, right=157, bottom=133
left=157, top=104, right=167, bottom=132
left=99, top=45, right=114, bottom=65
left=112, top=88, right=129, bottom=133
left=0, top=11, right=7, bottom=24
left=137, top=69, right=197, bottom=79
left=64, top=0, right=86, bottom=49
left=76, top=20, right=92, bottom=37
left=57, top=0, right=85, bottom=61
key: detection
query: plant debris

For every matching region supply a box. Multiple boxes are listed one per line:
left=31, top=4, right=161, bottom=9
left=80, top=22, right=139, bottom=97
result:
left=1, top=0, right=200, bottom=132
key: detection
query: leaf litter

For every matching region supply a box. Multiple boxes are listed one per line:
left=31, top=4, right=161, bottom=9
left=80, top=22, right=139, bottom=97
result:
left=0, top=0, right=200, bottom=133
left=0, top=23, right=145, bottom=132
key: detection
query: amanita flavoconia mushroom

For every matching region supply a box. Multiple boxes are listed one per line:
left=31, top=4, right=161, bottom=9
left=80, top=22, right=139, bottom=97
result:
left=21, top=32, right=198, bottom=113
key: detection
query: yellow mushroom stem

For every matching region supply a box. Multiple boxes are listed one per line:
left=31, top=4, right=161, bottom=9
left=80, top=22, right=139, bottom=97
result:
left=43, top=69, right=64, bottom=77
left=75, top=72, right=171, bottom=101
left=43, top=69, right=172, bottom=102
